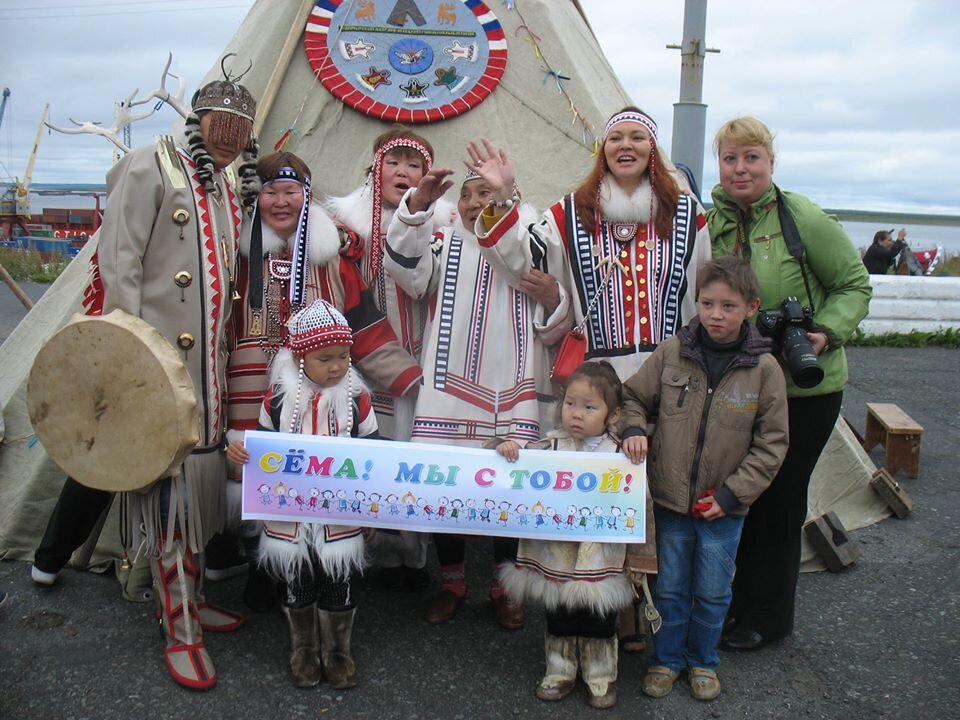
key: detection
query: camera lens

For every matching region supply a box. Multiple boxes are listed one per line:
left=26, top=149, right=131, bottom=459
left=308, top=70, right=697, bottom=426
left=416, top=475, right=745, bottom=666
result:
left=781, top=325, right=824, bottom=388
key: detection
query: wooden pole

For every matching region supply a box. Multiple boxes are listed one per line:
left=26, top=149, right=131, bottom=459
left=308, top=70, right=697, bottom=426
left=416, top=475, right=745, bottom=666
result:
left=253, top=0, right=317, bottom=137
left=0, top=263, right=34, bottom=310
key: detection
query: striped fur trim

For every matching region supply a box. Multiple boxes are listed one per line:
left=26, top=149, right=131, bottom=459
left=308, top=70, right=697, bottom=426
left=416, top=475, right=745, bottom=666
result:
left=259, top=523, right=365, bottom=582
left=498, top=561, right=633, bottom=616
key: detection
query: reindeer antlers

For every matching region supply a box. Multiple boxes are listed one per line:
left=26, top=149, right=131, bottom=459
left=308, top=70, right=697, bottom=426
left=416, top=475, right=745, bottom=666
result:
left=45, top=52, right=190, bottom=156
left=129, top=52, right=189, bottom=118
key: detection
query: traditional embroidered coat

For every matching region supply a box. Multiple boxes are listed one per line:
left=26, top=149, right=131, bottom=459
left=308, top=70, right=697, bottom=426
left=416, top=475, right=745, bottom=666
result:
left=326, top=187, right=456, bottom=439
left=384, top=192, right=562, bottom=446
left=84, top=137, right=240, bottom=553
left=257, top=356, right=374, bottom=583
left=476, top=175, right=712, bottom=382
left=498, top=430, right=655, bottom=616
left=226, top=200, right=421, bottom=469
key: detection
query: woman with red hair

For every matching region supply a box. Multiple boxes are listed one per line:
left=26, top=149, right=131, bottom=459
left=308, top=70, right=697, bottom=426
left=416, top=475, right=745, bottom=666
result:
left=475, top=106, right=711, bottom=383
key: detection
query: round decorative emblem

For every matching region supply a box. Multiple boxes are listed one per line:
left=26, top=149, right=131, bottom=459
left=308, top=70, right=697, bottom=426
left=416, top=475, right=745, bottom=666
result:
left=611, top=223, right=638, bottom=244
left=304, top=0, right=508, bottom=123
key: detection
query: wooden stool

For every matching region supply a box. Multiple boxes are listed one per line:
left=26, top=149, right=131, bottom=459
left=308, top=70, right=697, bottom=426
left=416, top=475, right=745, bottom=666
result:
left=863, top=403, right=924, bottom=478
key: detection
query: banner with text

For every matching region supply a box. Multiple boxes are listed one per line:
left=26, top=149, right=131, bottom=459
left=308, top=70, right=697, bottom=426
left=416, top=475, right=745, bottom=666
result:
left=241, top=431, right=646, bottom=543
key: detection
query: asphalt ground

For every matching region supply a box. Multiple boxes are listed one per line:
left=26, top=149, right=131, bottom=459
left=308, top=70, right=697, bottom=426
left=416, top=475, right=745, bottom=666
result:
left=1, top=281, right=958, bottom=720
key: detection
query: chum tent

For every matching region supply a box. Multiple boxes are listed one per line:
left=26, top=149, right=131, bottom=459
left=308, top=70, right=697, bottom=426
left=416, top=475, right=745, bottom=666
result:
left=0, top=0, right=888, bottom=588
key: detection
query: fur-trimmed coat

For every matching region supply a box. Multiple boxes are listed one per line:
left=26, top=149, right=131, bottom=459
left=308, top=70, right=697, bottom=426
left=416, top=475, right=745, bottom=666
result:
left=325, top=187, right=456, bottom=439
left=256, top=357, right=374, bottom=583
left=383, top=190, right=560, bottom=446
left=227, top=200, right=421, bottom=465
left=476, top=174, right=711, bottom=383
left=498, top=430, right=657, bottom=616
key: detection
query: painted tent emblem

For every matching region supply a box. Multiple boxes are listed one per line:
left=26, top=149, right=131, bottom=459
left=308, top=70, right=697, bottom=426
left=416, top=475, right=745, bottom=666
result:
left=304, top=0, right=508, bottom=123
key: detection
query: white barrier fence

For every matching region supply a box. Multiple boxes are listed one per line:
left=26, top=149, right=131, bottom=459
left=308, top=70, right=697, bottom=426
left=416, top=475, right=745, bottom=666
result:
left=859, top=275, right=960, bottom=335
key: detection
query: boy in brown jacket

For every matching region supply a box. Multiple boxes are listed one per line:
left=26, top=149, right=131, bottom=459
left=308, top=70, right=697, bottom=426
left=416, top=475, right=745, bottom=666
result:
left=620, top=256, right=788, bottom=701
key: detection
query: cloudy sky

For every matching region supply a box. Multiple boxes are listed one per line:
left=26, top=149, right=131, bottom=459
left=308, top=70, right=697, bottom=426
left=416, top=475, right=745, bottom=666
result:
left=1, top=0, right=957, bottom=214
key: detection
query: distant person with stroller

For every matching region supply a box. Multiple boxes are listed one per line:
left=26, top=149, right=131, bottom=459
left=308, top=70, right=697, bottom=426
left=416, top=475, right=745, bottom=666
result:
left=863, top=228, right=907, bottom=274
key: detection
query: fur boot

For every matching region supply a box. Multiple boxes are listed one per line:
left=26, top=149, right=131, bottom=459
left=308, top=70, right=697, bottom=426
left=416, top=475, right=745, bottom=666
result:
left=579, top=636, right=618, bottom=709
left=535, top=633, right=578, bottom=701
left=318, top=608, right=357, bottom=689
left=283, top=604, right=323, bottom=688
left=152, top=546, right=217, bottom=690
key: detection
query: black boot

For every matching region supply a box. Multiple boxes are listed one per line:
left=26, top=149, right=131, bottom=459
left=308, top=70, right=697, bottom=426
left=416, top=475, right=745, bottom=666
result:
left=241, top=535, right=275, bottom=612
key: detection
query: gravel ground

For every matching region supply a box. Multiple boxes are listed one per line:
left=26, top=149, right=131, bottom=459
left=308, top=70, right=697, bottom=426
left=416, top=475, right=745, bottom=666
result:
left=1, top=281, right=958, bottom=719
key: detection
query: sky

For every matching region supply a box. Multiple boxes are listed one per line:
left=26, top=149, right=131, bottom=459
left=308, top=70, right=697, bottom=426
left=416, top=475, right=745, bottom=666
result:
left=1, top=0, right=958, bottom=215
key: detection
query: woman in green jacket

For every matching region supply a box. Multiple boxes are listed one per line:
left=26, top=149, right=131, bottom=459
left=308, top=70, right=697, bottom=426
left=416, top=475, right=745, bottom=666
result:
left=707, top=117, right=871, bottom=651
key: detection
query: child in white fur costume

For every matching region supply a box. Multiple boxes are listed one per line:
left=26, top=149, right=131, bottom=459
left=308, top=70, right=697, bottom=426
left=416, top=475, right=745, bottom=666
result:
left=495, top=361, right=657, bottom=710
left=228, top=299, right=376, bottom=690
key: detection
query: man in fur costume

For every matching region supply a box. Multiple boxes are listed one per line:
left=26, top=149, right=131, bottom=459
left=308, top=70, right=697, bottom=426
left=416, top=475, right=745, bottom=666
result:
left=31, top=69, right=260, bottom=691
left=228, top=299, right=376, bottom=690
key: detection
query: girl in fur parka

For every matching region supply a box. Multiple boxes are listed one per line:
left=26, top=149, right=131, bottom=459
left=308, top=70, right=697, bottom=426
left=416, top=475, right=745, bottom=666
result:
left=495, top=361, right=656, bottom=710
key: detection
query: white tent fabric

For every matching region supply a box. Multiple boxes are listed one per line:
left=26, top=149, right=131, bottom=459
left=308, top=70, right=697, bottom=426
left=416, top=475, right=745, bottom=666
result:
left=0, top=0, right=889, bottom=580
left=206, top=0, right=632, bottom=210
left=801, top=418, right=890, bottom=572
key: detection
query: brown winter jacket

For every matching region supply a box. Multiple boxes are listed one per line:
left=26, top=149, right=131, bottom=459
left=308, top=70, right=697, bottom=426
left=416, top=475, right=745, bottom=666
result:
left=620, top=319, right=789, bottom=517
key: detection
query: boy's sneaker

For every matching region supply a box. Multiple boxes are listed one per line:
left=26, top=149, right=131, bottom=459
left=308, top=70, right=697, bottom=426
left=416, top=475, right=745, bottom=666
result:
left=31, top=565, right=60, bottom=586
left=641, top=665, right=680, bottom=698
left=689, top=667, right=721, bottom=701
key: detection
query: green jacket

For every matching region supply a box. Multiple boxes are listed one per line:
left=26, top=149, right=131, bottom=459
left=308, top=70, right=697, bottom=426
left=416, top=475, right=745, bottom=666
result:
left=708, top=184, right=872, bottom=397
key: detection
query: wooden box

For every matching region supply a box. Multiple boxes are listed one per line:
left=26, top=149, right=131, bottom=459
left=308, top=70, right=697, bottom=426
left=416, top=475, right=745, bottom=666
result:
left=870, top=468, right=913, bottom=518
left=803, top=511, right=861, bottom=572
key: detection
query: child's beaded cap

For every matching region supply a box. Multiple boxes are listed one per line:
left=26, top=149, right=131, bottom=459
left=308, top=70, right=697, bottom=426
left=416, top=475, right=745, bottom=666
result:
left=286, top=299, right=353, bottom=354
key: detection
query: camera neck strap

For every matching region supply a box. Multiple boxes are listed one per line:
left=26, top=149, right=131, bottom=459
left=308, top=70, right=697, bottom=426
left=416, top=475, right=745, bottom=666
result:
left=773, top=185, right=816, bottom=314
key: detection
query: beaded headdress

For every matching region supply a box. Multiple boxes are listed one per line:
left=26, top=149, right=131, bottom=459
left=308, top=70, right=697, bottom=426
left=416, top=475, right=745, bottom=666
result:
left=185, top=54, right=260, bottom=212
left=286, top=299, right=353, bottom=354
left=602, top=110, right=658, bottom=143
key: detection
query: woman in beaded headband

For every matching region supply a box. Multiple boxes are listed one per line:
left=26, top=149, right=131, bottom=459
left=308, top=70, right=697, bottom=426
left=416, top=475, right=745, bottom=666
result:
left=366, top=127, right=435, bottom=281
left=572, top=106, right=681, bottom=239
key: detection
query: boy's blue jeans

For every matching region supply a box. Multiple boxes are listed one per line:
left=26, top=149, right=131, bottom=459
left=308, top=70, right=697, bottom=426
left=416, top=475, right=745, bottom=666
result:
left=651, top=506, right=744, bottom=671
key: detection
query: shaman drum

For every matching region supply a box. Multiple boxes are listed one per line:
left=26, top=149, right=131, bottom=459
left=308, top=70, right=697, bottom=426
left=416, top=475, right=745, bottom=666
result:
left=27, top=309, right=199, bottom=492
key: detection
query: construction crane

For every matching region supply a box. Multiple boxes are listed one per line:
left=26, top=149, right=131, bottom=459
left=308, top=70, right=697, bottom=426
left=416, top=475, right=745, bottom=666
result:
left=16, top=103, right=49, bottom=206
left=0, top=88, right=10, bottom=132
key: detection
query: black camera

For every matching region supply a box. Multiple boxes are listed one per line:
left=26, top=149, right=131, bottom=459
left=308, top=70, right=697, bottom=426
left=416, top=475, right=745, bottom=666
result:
left=756, top=297, right=824, bottom=388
